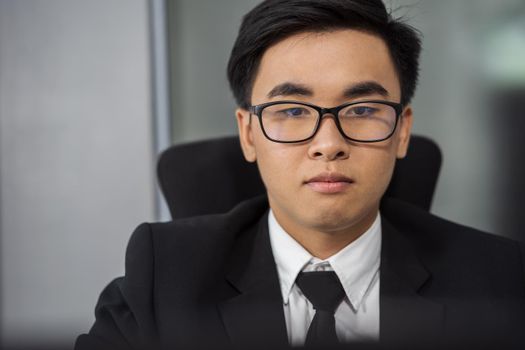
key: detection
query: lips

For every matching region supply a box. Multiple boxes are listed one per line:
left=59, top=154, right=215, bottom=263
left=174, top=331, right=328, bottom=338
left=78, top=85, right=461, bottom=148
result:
left=305, top=173, right=354, bottom=194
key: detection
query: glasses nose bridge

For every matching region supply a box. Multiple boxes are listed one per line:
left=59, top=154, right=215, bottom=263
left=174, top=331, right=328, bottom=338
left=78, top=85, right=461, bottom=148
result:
left=318, top=106, right=340, bottom=120
left=313, top=106, right=346, bottom=139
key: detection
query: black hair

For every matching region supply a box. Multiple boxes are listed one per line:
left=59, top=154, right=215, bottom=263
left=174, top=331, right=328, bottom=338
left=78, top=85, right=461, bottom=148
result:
left=227, top=0, right=422, bottom=109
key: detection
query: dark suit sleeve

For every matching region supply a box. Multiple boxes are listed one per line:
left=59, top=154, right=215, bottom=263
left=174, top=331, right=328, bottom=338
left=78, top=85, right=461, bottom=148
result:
left=75, top=223, right=158, bottom=350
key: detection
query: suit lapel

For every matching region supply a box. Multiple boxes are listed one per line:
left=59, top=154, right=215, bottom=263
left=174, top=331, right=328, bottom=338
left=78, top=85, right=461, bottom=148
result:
left=218, top=212, right=289, bottom=347
left=379, top=217, right=445, bottom=345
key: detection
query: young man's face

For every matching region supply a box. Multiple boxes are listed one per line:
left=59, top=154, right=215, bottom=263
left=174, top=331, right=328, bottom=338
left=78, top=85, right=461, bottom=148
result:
left=236, top=29, right=412, bottom=239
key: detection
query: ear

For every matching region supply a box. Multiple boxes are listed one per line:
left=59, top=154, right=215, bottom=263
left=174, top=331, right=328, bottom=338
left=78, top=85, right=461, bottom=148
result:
left=236, top=108, right=257, bottom=162
left=395, top=106, right=413, bottom=159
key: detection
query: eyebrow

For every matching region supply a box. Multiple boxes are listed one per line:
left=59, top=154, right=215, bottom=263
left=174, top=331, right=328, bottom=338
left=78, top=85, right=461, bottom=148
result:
left=267, top=82, right=313, bottom=98
left=343, top=81, right=389, bottom=99
left=266, top=81, right=390, bottom=100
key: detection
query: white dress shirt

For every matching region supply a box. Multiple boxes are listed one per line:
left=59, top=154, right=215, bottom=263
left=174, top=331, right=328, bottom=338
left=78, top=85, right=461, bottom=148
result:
left=268, top=210, right=381, bottom=346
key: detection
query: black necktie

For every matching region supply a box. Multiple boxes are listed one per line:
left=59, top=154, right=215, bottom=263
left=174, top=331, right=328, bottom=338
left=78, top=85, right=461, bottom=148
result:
left=295, top=271, right=346, bottom=346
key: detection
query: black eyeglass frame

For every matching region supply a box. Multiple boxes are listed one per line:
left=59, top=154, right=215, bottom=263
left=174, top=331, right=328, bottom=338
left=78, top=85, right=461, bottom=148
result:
left=248, top=100, right=404, bottom=143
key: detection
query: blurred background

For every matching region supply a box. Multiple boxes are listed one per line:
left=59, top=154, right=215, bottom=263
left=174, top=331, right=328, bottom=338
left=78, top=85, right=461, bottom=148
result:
left=0, top=0, right=524, bottom=347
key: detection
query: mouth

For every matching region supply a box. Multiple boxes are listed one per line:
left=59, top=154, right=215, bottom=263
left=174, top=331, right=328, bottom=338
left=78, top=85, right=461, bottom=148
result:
left=304, top=173, right=354, bottom=194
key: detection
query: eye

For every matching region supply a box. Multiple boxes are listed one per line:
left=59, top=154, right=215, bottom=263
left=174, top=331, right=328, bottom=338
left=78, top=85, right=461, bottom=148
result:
left=346, top=106, right=377, bottom=117
left=353, top=106, right=375, bottom=115
left=278, top=107, right=310, bottom=117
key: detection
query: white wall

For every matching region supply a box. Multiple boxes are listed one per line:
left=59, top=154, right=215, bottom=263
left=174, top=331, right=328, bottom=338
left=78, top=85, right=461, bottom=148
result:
left=0, top=0, right=155, bottom=346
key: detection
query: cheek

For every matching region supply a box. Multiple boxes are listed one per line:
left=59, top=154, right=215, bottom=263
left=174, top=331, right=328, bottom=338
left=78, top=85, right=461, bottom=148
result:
left=353, top=144, right=398, bottom=191
left=254, top=144, right=302, bottom=190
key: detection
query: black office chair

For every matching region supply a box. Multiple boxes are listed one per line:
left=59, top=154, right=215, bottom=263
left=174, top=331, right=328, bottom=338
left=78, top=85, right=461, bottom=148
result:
left=158, top=135, right=442, bottom=219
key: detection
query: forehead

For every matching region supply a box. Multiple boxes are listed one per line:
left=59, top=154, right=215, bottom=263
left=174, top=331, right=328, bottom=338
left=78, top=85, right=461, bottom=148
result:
left=251, top=29, right=401, bottom=104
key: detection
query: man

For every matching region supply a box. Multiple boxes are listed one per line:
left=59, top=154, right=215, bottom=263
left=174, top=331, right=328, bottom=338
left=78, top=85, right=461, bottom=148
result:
left=76, top=0, right=525, bottom=349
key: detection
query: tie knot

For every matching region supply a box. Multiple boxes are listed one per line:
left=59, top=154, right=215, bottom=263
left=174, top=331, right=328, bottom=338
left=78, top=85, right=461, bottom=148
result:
left=295, top=271, right=346, bottom=312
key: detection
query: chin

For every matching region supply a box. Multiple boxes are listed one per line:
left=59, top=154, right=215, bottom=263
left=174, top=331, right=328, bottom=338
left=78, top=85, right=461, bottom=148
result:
left=305, top=202, right=377, bottom=232
left=303, top=209, right=357, bottom=232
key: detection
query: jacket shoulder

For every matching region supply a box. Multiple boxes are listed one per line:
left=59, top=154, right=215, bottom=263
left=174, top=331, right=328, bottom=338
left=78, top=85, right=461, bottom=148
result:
left=381, top=197, right=525, bottom=295
left=381, top=197, right=520, bottom=248
left=146, top=194, right=268, bottom=247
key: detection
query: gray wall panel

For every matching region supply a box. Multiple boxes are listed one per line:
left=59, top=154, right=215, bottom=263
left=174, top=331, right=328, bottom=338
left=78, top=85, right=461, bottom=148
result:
left=0, top=0, right=155, bottom=346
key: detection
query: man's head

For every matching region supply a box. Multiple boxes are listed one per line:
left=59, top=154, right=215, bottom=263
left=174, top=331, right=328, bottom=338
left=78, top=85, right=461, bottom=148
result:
left=227, top=0, right=421, bottom=109
left=228, top=0, right=421, bottom=250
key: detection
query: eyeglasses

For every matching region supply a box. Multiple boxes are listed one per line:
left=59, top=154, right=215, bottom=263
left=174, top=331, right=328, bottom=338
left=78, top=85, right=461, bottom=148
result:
left=248, top=100, right=404, bottom=143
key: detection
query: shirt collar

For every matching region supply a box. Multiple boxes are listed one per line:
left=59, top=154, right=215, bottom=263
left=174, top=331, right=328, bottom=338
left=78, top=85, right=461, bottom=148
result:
left=268, top=210, right=382, bottom=310
left=268, top=210, right=312, bottom=305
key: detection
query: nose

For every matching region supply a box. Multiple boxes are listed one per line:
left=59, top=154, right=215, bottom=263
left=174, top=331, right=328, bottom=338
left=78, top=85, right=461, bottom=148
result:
left=307, top=115, right=350, bottom=161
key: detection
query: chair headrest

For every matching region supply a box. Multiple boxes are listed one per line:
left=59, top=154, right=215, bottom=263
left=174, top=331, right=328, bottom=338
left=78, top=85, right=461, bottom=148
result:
left=158, top=135, right=441, bottom=219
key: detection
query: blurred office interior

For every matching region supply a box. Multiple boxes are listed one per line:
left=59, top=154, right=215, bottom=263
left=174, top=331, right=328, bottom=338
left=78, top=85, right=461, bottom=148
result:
left=0, top=0, right=524, bottom=347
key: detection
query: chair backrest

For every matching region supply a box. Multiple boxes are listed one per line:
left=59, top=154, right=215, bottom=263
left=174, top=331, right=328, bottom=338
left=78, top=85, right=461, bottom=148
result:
left=158, top=135, right=442, bottom=219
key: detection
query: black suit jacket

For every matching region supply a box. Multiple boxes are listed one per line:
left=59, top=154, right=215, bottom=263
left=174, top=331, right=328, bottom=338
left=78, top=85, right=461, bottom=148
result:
left=76, top=196, right=525, bottom=349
